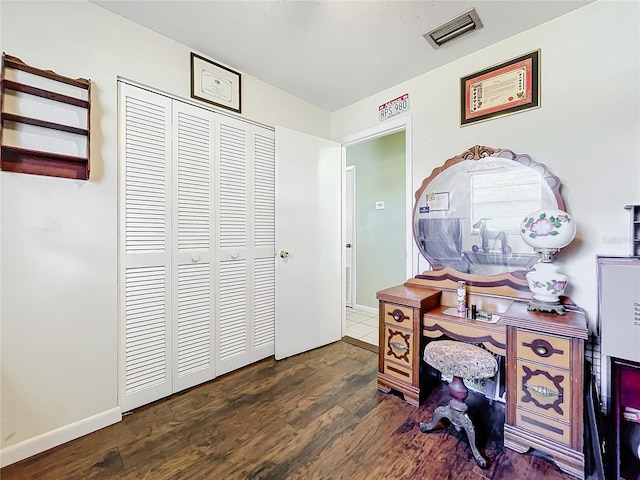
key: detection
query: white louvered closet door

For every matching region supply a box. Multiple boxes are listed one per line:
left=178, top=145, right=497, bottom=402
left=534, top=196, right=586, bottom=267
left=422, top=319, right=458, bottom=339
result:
left=119, top=83, right=275, bottom=409
left=215, top=119, right=276, bottom=375
left=171, top=102, right=216, bottom=393
left=215, top=116, right=251, bottom=375
left=251, top=126, right=276, bottom=360
left=118, top=84, right=173, bottom=412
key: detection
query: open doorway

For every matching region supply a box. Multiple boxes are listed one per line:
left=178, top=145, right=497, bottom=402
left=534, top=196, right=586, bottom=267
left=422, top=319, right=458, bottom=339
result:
left=341, top=117, right=413, bottom=348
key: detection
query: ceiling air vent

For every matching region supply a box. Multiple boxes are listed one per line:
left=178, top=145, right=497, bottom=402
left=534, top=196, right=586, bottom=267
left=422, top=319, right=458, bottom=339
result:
left=423, top=8, right=483, bottom=49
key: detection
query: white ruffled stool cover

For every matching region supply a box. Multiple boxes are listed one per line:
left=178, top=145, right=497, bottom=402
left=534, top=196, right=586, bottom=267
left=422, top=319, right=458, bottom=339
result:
left=423, top=340, right=497, bottom=379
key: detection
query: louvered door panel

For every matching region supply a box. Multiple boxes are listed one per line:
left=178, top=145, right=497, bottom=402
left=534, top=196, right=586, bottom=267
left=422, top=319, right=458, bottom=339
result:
left=124, top=266, right=167, bottom=393
left=252, top=126, right=275, bottom=359
left=253, top=127, right=275, bottom=249
left=172, top=102, right=216, bottom=392
left=119, top=84, right=172, bottom=412
left=254, top=257, right=275, bottom=352
left=175, top=264, right=211, bottom=376
left=215, top=116, right=251, bottom=375
left=218, top=120, right=248, bottom=249
left=217, top=259, right=249, bottom=374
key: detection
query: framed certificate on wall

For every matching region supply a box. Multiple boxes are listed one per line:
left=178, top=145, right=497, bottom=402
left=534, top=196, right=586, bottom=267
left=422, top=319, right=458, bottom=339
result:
left=191, top=53, right=241, bottom=113
left=460, top=50, right=540, bottom=126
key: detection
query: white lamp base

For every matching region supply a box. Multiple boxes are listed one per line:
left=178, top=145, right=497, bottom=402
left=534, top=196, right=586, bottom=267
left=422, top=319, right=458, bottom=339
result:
left=525, top=262, right=568, bottom=315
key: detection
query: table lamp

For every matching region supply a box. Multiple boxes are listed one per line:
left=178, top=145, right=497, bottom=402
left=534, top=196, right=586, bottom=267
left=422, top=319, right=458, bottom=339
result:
left=519, top=209, right=576, bottom=315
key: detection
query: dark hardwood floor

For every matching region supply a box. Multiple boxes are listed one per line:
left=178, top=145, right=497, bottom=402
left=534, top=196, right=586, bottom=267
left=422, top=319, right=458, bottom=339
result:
left=2, top=341, right=576, bottom=480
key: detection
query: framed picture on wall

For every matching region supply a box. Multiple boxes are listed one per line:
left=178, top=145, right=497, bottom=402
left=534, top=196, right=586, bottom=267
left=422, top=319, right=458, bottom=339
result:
left=460, top=50, right=540, bottom=126
left=191, top=53, right=241, bottom=113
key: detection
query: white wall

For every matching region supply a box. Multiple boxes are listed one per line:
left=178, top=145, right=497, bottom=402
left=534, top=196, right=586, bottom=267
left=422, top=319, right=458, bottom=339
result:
left=2, top=0, right=638, bottom=466
left=332, top=0, right=640, bottom=332
left=0, top=0, right=330, bottom=466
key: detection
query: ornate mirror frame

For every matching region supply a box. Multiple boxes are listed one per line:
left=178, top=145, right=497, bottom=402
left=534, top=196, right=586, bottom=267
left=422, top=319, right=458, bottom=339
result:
left=412, top=145, right=564, bottom=293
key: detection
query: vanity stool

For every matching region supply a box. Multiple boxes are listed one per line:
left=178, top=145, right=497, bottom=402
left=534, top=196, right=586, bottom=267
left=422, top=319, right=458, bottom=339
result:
left=419, top=340, right=498, bottom=468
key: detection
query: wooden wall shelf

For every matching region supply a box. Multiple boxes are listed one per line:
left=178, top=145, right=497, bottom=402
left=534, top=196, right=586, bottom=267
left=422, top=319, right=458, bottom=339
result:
left=1, top=145, right=89, bottom=179
left=2, top=79, right=90, bottom=108
left=1, top=112, right=89, bottom=136
left=1, top=54, right=91, bottom=180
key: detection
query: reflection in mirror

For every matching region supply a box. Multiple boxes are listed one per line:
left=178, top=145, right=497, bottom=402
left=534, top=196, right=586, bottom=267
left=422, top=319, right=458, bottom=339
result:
left=413, top=146, right=564, bottom=277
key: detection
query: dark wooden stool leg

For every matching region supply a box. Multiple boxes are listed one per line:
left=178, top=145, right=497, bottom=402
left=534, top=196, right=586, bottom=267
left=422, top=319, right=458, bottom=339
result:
left=419, top=376, right=490, bottom=469
left=447, top=376, right=468, bottom=414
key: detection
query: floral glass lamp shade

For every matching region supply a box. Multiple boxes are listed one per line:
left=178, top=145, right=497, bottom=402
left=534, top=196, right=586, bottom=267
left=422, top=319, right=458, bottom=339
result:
left=519, top=209, right=576, bottom=315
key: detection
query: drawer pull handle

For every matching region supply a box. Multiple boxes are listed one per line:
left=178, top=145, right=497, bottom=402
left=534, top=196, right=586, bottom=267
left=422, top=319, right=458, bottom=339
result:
left=523, top=339, right=563, bottom=358
left=524, top=383, right=560, bottom=398
left=535, top=345, right=548, bottom=356
left=389, top=309, right=407, bottom=322
left=390, top=341, right=408, bottom=351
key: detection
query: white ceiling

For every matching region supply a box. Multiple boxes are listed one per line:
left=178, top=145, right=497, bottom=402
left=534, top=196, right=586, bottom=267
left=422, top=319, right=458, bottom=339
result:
left=91, top=0, right=591, bottom=112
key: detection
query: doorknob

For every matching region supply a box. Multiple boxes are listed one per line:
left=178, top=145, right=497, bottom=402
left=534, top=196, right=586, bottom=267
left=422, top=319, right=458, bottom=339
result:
left=346, top=243, right=352, bottom=248
left=279, top=250, right=289, bottom=258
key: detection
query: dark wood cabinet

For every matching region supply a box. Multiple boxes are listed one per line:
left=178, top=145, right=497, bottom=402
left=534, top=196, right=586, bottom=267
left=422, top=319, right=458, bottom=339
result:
left=376, top=271, right=588, bottom=479
left=376, top=285, right=441, bottom=406
left=503, top=302, right=588, bottom=479
left=611, top=358, right=640, bottom=480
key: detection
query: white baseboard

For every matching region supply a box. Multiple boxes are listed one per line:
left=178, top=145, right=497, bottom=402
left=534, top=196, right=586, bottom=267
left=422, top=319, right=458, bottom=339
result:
left=0, top=407, right=122, bottom=468
left=352, top=304, right=377, bottom=315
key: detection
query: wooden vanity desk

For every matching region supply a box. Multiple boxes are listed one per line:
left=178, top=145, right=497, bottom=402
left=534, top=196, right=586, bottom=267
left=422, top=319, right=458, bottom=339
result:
left=377, top=270, right=588, bottom=479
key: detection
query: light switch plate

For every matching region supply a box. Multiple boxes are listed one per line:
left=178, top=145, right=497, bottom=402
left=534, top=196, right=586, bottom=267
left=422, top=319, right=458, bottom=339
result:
left=375, top=201, right=385, bottom=210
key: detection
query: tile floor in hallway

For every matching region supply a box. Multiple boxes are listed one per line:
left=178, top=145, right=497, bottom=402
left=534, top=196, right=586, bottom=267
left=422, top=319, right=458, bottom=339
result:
left=345, top=307, right=378, bottom=347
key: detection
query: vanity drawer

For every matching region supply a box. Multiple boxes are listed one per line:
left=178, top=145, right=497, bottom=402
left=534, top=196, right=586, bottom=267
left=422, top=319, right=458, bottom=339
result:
left=516, top=330, right=570, bottom=369
left=383, top=326, right=413, bottom=367
left=516, top=360, right=570, bottom=423
left=383, top=303, right=413, bottom=330
left=515, top=408, right=570, bottom=445
left=383, top=359, right=414, bottom=384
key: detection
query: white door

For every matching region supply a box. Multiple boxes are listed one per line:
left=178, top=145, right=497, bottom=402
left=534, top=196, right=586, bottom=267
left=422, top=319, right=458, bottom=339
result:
left=119, top=85, right=219, bottom=411
left=171, top=101, right=216, bottom=393
left=215, top=118, right=276, bottom=375
left=119, top=83, right=173, bottom=411
left=215, top=116, right=252, bottom=375
left=345, top=166, right=355, bottom=308
left=250, top=126, right=276, bottom=361
left=275, top=127, right=342, bottom=360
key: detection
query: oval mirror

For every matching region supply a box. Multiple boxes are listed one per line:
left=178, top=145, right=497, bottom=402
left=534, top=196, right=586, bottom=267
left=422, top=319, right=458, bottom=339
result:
left=413, top=146, right=564, bottom=277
